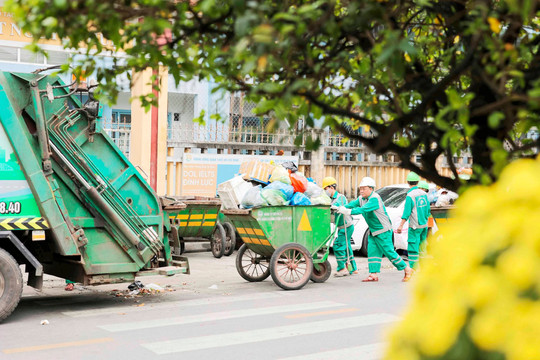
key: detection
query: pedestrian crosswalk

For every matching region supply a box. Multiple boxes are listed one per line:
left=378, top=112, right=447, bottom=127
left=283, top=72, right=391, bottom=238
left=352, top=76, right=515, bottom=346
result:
left=30, top=290, right=400, bottom=359
left=279, top=343, right=384, bottom=360
left=98, top=301, right=345, bottom=332
left=140, top=314, right=399, bottom=355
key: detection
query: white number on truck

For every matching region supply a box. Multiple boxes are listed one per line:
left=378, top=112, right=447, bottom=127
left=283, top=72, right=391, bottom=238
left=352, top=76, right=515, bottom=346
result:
left=0, top=202, right=21, bottom=214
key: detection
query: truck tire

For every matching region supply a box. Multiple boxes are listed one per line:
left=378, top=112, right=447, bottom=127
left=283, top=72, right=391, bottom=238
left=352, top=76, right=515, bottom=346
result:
left=0, top=248, right=23, bottom=323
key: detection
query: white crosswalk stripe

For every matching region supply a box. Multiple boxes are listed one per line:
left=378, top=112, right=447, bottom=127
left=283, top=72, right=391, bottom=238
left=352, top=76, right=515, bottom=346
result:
left=99, top=300, right=345, bottom=332
left=279, top=343, right=384, bottom=360
left=62, top=291, right=293, bottom=318
left=141, top=313, right=400, bottom=355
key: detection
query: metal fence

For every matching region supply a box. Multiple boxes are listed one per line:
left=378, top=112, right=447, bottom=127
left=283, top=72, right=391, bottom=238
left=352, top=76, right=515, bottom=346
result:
left=166, top=91, right=370, bottom=149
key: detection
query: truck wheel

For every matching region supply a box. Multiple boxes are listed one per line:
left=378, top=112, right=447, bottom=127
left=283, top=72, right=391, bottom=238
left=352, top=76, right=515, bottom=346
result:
left=0, top=248, right=23, bottom=323
left=270, top=243, right=313, bottom=290
left=235, top=244, right=270, bottom=282
left=310, top=260, right=332, bottom=283
left=179, top=239, right=185, bottom=255
left=211, top=223, right=226, bottom=258
left=360, top=231, right=369, bottom=257
left=222, top=222, right=236, bottom=256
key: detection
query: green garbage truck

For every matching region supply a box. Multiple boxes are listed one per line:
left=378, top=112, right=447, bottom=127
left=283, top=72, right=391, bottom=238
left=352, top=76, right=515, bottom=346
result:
left=0, top=71, right=188, bottom=322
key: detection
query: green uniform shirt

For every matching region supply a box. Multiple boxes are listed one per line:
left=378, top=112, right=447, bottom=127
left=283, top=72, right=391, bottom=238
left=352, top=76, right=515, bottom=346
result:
left=401, top=186, right=430, bottom=229
left=345, top=191, right=392, bottom=236
left=331, top=192, right=352, bottom=228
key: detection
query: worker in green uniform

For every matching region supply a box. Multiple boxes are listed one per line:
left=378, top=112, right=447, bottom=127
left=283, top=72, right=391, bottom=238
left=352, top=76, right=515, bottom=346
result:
left=323, top=176, right=357, bottom=277
left=397, top=173, right=430, bottom=271
left=335, top=177, right=412, bottom=282
left=417, top=180, right=432, bottom=260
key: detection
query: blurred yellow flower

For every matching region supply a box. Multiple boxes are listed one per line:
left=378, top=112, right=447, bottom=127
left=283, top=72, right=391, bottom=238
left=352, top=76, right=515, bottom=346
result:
left=488, top=17, right=502, bottom=34
left=385, top=158, right=540, bottom=359
left=257, top=56, right=268, bottom=72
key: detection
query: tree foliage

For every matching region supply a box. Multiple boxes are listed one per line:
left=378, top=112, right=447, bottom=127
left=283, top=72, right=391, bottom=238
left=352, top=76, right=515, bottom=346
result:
left=7, top=0, right=540, bottom=191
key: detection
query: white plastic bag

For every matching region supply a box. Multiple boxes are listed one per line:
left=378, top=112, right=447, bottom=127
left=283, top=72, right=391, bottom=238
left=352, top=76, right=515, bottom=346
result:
left=261, top=189, right=288, bottom=206
left=241, top=185, right=267, bottom=208
left=304, top=182, right=323, bottom=198
left=310, top=192, right=332, bottom=205
left=269, top=166, right=291, bottom=184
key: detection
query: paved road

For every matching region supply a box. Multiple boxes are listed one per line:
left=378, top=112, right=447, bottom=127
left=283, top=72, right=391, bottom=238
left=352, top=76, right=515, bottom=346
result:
left=0, top=250, right=411, bottom=360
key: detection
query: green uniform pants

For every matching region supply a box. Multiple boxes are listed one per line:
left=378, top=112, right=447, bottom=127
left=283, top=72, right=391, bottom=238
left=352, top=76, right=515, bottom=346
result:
left=418, top=227, right=429, bottom=263
left=407, top=227, right=426, bottom=269
left=368, top=230, right=407, bottom=273
left=334, top=226, right=357, bottom=272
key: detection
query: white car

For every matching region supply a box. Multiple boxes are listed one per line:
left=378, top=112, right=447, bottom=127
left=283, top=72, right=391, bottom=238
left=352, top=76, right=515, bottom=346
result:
left=331, top=184, right=440, bottom=256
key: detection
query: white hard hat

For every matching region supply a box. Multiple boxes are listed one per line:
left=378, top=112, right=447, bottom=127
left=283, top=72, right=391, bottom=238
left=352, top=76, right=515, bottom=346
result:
left=359, top=177, right=376, bottom=188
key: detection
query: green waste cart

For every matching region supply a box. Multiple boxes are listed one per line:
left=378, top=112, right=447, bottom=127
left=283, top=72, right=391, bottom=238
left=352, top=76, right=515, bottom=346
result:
left=430, top=205, right=455, bottom=226
left=165, top=197, right=235, bottom=258
left=222, top=205, right=336, bottom=290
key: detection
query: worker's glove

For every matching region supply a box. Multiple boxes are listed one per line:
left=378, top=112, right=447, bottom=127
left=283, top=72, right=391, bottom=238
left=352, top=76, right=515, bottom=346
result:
left=330, top=205, right=339, bottom=211
left=337, top=206, right=352, bottom=216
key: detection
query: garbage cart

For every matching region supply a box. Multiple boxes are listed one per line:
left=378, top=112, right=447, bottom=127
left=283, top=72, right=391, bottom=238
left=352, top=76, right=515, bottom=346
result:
left=166, top=197, right=229, bottom=258
left=430, top=205, right=455, bottom=226
left=218, top=212, right=237, bottom=255
left=222, top=206, right=336, bottom=290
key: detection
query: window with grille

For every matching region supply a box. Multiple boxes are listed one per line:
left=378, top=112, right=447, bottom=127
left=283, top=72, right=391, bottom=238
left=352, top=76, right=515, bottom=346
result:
left=104, top=110, right=131, bottom=157
left=229, top=95, right=272, bottom=143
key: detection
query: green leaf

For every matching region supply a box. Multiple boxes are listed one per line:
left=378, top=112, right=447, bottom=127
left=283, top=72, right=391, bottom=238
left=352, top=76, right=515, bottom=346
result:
left=53, top=0, right=68, bottom=9
left=488, top=112, right=505, bottom=129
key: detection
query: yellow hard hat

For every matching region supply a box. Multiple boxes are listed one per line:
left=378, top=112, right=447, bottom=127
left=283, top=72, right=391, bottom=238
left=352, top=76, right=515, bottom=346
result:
left=322, top=176, right=337, bottom=189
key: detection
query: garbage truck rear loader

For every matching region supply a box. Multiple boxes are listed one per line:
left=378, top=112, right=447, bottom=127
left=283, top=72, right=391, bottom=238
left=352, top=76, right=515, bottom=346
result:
left=0, top=71, right=188, bottom=322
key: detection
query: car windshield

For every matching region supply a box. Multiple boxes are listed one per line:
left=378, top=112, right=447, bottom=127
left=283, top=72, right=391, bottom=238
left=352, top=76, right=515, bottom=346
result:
left=376, top=187, right=408, bottom=207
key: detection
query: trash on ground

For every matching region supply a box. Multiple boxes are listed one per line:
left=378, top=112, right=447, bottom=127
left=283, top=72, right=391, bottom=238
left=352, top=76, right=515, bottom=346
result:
left=110, top=281, right=167, bottom=298
left=127, top=280, right=144, bottom=291
left=144, top=283, right=164, bottom=292
left=40, top=320, right=49, bottom=325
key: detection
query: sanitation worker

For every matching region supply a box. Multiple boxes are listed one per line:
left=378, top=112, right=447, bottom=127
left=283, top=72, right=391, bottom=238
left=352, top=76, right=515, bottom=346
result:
left=335, top=177, right=412, bottom=282
left=323, top=176, right=358, bottom=277
left=417, top=180, right=433, bottom=257
left=397, top=173, right=430, bottom=271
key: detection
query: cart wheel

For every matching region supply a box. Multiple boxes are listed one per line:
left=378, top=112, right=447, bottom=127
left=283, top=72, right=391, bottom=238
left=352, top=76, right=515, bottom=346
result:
left=270, top=243, right=313, bottom=290
left=310, top=260, right=332, bottom=283
left=211, top=223, right=226, bottom=258
left=0, top=248, right=23, bottom=322
left=236, top=244, right=270, bottom=282
left=223, top=222, right=236, bottom=256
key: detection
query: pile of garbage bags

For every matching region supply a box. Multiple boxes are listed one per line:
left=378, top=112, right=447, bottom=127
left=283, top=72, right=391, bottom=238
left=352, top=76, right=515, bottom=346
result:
left=240, top=163, right=332, bottom=208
